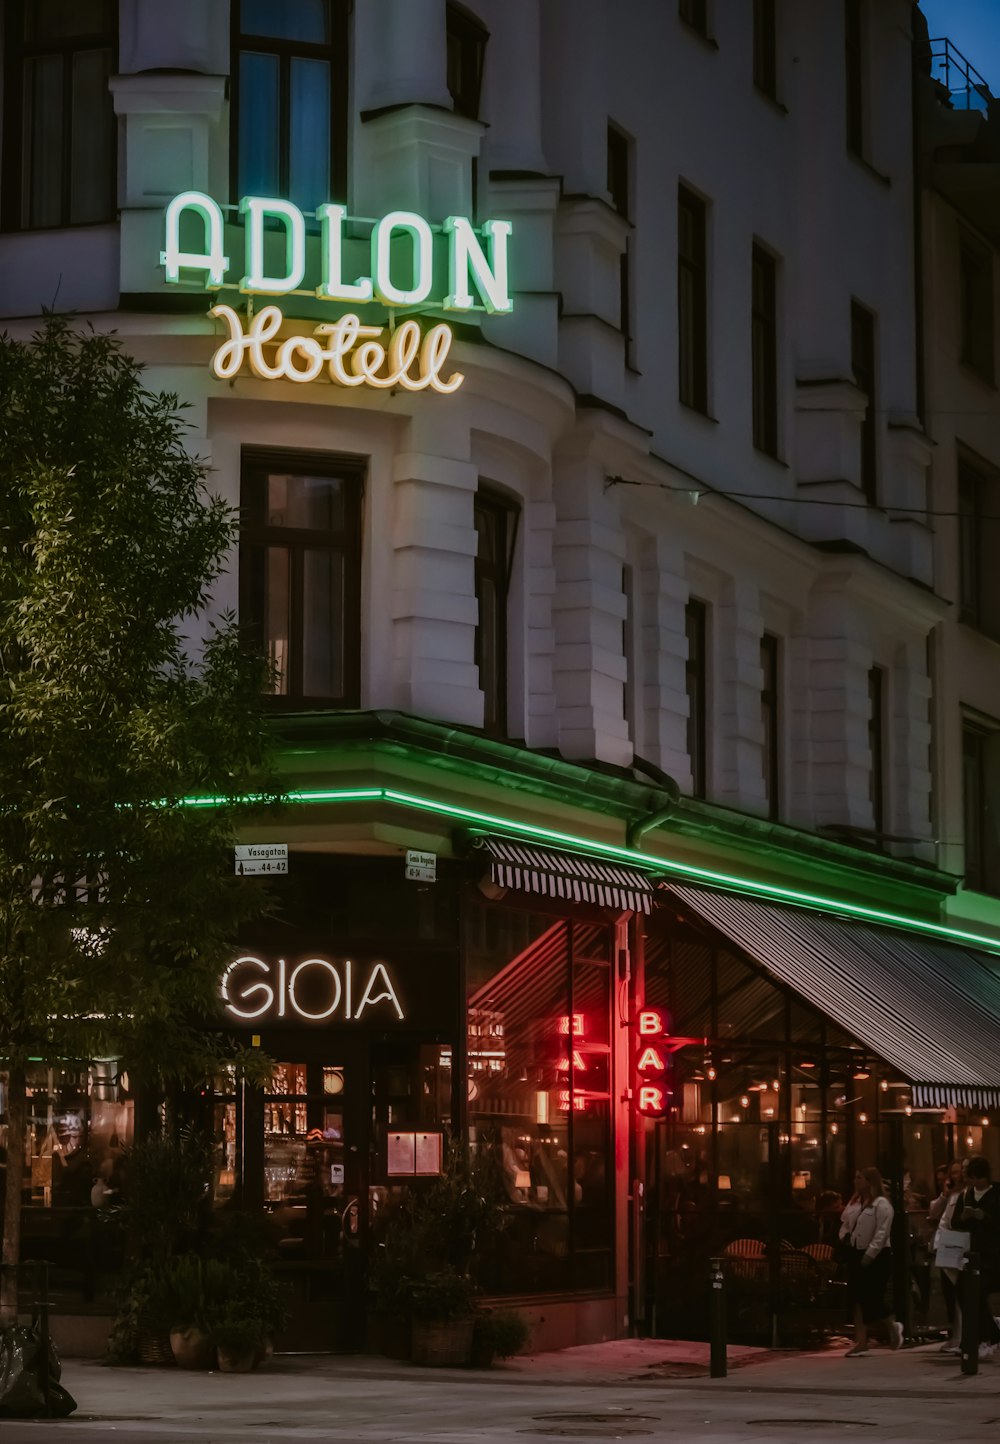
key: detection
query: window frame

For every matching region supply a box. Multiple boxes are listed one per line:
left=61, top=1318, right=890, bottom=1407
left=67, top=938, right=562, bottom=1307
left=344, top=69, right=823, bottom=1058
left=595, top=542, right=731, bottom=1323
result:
left=844, top=0, right=865, bottom=158
left=752, top=0, right=778, bottom=100
left=678, top=184, right=709, bottom=413
left=679, top=0, right=709, bottom=38
left=230, top=0, right=349, bottom=210
left=685, top=598, right=709, bottom=798
left=760, top=632, right=781, bottom=821
left=446, top=2, right=488, bottom=121
left=474, top=488, right=518, bottom=738
left=239, top=448, right=363, bottom=709
left=607, top=123, right=633, bottom=367
left=751, top=243, right=779, bottom=458
left=850, top=300, right=878, bottom=504
left=959, top=231, right=995, bottom=385
left=1, top=0, right=119, bottom=233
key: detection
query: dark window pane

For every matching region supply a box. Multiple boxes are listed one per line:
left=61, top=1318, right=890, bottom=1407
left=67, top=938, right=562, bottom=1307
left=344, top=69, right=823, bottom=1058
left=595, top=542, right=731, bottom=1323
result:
left=679, top=0, right=708, bottom=35
left=685, top=600, right=707, bottom=797
left=851, top=302, right=877, bottom=504
left=70, top=48, right=114, bottom=225
left=26, top=0, right=110, bottom=41
left=845, top=0, right=864, bottom=155
left=266, top=473, right=344, bottom=531
left=753, top=0, right=777, bottom=97
left=475, top=491, right=513, bottom=736
left=239, top=51, right=281, bottom=199
left=289, top=58, right=331, bottom=213
left=959, top=240, right=995, bottom=382
left=302, top=548, right=344, bottom=697
left=751, top=246, right=778, bottom=456
left=446, top=3, right=487, bottom=120
left=868, top=666, right=885, bottom=838
left=760, top=633, right=780, bottom=821
left=240, top=0, right=331, bottom=43
left=23, top=54, right=64, bottom=229
left=249, top=545, right=290, bottom=696
left=678, top=187, right=707, bottom=411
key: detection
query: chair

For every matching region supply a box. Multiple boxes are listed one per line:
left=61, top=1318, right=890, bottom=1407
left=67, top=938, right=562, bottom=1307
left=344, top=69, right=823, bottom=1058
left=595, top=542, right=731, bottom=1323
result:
left=723, top=1237, right=767, bottom=1283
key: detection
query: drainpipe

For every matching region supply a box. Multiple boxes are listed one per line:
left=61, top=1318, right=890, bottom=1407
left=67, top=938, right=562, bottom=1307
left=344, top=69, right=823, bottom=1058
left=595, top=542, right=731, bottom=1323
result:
left=625, top=756, right=679, bottom=850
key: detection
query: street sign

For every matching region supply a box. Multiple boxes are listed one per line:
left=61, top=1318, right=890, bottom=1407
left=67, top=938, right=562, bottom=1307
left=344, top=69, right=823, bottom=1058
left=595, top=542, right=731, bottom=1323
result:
left=405, top=849, right=436, bottom=882
left=235, top=843, right=288, bottom=876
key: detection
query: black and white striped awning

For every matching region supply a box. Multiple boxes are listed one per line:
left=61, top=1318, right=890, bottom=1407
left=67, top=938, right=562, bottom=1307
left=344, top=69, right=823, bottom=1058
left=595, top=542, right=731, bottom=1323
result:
left=472, top=835, right=656, bottom=914
left=667, top=884, right=1000, bottom=1111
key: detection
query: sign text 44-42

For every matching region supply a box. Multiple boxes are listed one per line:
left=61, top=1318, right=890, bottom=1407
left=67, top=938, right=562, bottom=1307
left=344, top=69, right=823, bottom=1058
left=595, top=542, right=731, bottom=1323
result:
left=235, top=843, right=288, bottom=876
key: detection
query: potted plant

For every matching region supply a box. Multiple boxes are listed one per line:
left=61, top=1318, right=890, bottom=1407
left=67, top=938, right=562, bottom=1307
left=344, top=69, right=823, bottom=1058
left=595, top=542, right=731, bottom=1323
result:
left=149, top=1254, right=215, bottom=1369
left=470, top=1307, right=530, bottom=1368
left=213, top=1316, right=265, bottom=1374
left=408, top=1269, right=478, bottom=1367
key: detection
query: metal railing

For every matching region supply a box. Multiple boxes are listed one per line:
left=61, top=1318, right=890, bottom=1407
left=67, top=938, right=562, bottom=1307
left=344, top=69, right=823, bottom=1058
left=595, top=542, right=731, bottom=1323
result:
left=921, top=37, right=993, bottom=113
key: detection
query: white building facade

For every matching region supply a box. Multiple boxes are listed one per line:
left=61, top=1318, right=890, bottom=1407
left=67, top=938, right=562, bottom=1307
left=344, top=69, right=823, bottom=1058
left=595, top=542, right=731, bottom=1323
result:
left=4, top=0, right=1000, bottom=1354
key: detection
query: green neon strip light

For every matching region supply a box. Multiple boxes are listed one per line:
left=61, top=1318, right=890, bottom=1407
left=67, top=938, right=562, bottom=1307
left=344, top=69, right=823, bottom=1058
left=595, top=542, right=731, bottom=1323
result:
left=188, top=784, right=1000, bottom=956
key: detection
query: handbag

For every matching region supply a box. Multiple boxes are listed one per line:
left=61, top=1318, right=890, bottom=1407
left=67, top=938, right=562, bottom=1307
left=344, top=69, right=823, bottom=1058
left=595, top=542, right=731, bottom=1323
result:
left=934, top=1227, right=970, bottom=1270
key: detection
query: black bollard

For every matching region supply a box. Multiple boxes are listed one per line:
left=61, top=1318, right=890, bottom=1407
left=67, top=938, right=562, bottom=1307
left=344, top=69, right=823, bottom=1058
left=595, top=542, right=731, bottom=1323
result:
left=709, top=1255, right=727, bottom=1378
left=960, top=1251, right=980, bottom=1376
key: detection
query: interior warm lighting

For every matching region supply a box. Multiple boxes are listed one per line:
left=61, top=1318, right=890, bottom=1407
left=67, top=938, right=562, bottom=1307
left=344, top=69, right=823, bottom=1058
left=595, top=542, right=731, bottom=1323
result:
left=853, top=1069, right=871, bottom=1081
left=830, top=1123, right=839, bottom=1134
left=740, top=1095, right=750, bottom=1108
left=859, top=1112, right=868, bottom=1124
left=798, top=1060, right=816, bottom=1070
left=181, top=785, right=1000, bottom=958
left=707, top=1067, right=717, bottom=1081
left=717, top=1175, right=732, bottom=1191
left=905, top=1105, right=913, bottom=1116
left=772, top=1079, right=780, bottom=1091
left=880, top=1079, right=889, bottom=1092
left=982, top=1117, right=990, bottom=1127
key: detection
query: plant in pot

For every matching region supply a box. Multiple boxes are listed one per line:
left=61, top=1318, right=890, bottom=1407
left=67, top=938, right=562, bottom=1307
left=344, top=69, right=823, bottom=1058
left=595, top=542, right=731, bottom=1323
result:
left=213, top=1314, right=266, bottom=1374
left=408, top=1269, right=478, bottom=1367
left=148, top=1253, right=216, bottom=1370
left=470, top=1307, right=531, bottom=1368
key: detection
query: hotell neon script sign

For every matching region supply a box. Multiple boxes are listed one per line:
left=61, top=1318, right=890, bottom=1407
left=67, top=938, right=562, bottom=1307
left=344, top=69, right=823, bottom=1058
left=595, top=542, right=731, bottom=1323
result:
left=161, top=192, right=514, bottom=394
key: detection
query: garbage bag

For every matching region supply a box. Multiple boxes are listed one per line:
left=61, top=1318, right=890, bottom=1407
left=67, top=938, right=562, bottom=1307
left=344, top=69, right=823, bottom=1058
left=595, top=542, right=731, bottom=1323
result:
left=0, top=1325, right=76, bottom=1418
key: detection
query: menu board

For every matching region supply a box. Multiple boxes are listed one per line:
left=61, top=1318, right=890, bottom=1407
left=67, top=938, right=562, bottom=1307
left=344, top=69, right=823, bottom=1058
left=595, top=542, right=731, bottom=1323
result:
left=387, top=1131, right=443, bottom=1176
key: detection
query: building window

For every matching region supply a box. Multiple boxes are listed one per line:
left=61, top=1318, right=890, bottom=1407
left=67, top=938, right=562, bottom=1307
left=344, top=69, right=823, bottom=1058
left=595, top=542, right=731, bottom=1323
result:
left=446, top=3, right=487, bottom=120
left=851, top=301, right=878, bottom=504
left=845, top=0, right=865, bottom=156
left=760, top=633, right=780, bottom=821
left=240, top=451, right=362, bottom=706
left=959, top=234, right=995, bottom=384
left=753, top=0, right=778, bottom=99
left=685, top=599, right=708, bottom=798
left=963, top=721, right=1000, bottom=893
left=958, top=455, right=1000, bottom=640
left=678, top=186, right=708, bottom=413
left=751, top=244, right=778, bottom=457
left=679, top=0, right=709, bottom=37
left=868, top=665, right=886, bottom=839
left=1, top=0, right=117, bottom=232
left=232, top=0, right=348, bottom=213
left=607, top=124, right=633, bottom=366
left=475, top=490, right=516, bottom=736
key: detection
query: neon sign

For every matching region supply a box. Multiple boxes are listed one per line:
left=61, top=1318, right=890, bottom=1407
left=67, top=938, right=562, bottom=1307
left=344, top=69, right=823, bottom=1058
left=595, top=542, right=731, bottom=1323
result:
left=634, top=1007, right=672, bottom=1117
left=220, top=955, right=404, bottom=1024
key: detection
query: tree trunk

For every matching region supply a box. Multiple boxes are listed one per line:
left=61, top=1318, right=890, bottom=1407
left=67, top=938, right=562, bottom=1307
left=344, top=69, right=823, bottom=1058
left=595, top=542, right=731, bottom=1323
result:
left=1, top=1061, right=27, bottom=1322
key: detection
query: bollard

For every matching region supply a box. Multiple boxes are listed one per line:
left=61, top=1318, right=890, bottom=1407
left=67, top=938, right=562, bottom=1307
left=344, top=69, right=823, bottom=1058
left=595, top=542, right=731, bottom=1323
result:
left=961, top=1251, right=980, bottom=1376
left=709, top=1255, right=727, bottom=1378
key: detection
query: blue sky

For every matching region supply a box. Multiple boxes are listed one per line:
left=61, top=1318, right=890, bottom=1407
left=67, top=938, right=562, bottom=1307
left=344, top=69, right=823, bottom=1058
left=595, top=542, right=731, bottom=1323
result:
left=919, top=0, right=1000, bottom=93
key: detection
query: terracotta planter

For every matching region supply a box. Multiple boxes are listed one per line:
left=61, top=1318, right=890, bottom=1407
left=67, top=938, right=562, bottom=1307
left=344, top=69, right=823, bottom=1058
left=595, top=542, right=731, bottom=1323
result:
left=169, top=1326, right=215, bottom=1370
left=216, top=1344, right=257, bottom=1373
left=411, top=1317, right=475, bottom=1367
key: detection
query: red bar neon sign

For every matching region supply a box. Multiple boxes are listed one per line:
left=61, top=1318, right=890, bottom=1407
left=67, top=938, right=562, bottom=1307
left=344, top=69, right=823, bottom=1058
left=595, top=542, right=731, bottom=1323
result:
left=633, top=1007, right=671, bottom=1117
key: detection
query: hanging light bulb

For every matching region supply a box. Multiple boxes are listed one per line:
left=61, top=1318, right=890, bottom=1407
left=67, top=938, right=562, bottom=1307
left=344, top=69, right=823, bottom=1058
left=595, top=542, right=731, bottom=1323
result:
left=830, top=1122, right=839, bottom=1135
left=772, top=1079, right=780, bottom=1092
left=880, top=1079, right=889, bottom=1093
left=707, top=1066, right=717, bottom=1081
left=905, top=1105, right=913, bottom=1117
left=859, top=1112, right=868, bottom=1125
left=982, top=1117, right=990, bottom=1127
left=740, top=1095, right=750, bottom=1109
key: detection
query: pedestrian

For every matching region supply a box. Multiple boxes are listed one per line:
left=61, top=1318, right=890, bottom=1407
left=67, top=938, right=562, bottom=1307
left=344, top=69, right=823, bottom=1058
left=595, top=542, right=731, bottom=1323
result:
left=839, top=1166, right=904, bottom=1357
left=951, top=1155, right=1000, bottom=1361
left=929, top=1158, right=966, bottom=1354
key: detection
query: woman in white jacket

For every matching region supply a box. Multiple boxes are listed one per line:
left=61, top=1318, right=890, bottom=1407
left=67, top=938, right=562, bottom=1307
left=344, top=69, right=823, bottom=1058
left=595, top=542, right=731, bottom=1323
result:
left=839, top=1166, right=904, bottom=1357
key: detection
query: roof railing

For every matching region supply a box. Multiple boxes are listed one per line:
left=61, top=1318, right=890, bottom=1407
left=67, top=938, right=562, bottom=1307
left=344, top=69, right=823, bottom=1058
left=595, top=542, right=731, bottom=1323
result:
left=920, top=36, right=994, bottom=113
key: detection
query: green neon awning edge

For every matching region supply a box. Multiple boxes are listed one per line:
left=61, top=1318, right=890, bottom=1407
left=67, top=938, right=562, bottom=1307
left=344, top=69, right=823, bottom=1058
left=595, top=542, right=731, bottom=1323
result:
left=183, top=783, right=1000, bottom=958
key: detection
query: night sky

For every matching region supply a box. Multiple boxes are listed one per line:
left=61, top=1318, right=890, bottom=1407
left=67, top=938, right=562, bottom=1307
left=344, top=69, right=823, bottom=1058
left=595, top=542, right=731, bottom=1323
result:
left=919, top=0, right=1000, bottom=95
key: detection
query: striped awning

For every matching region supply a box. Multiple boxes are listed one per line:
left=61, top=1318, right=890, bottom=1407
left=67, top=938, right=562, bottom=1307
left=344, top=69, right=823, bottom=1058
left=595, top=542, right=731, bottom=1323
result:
left=472, top=835, right=656, bottom=914
left=667, top=883, right=1000, bottom=1110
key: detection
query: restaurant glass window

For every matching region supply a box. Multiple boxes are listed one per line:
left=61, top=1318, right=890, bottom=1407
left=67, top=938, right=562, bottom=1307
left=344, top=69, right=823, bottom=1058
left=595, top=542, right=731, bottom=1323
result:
left=2, top=0, right=117, bottom=232
left=465, top=905, right=615, bottom=1295
left=262, top=1059, right=349, bottom=1260
left=8, top=1060, right=133, bottom=1209
left=233, top=0, right=348, bottom=212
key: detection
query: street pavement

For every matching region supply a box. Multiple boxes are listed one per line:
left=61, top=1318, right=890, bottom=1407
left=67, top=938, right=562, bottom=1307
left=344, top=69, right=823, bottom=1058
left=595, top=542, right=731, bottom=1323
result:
left=4, top=1337, right=1000, bottom=1443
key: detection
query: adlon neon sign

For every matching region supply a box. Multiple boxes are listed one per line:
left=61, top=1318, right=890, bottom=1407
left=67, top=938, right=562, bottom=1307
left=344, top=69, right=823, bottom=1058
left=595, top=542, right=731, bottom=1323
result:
left=220, top=955, right=404, bottom=1024
left=161, top=192, right=515, bottom=394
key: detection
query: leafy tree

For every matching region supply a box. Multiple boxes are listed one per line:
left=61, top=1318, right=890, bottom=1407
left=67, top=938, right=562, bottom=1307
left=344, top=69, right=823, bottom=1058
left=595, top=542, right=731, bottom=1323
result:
left=0, top=317, right=276, bottom=1316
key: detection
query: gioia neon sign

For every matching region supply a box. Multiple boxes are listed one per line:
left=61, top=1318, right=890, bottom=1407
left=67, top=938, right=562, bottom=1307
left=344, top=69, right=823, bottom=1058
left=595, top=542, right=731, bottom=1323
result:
left=220, top=955, right=404, bottom=1024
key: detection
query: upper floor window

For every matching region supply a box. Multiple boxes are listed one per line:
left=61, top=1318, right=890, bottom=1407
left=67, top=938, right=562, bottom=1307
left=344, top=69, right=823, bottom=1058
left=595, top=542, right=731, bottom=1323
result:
left=850, top=301, right=877, bottom=503
left=753, top=0, right=778, bottom=99
left=240, top=451, right=362, bottom=706
left=685, top=599, right=708, bottom=798
left=678, top=185, right=708, bottom=413
left=475, top=490, right=516, bottom=736
left=679, top=0, right=709, bottom=38
left=751, top=244, right=779, bottom=457
left=446, top=3, right=488, bottom=120
left=607, top=124, right=633, bottom=367
left=959, top=233, right=995, bottom=384
left=1, top=0, right=117, bottom=232
left=760, top=632, right=780, bottom=821
left=963, top=718, right=1000, bottom=894
left=958, top=453, right=1000, bottom=640
left=233, top=0, right=348, bottom=212
left=845, top=0, right=865, bottom=156
left=868, top=664, right=886, bottom=839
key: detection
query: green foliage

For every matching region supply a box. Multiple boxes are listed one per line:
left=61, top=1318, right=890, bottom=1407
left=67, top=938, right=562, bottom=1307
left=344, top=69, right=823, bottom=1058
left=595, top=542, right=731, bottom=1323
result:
left=0, top=314, right=278, bottom=1080
left=407, top=1270, right=477, bottom=1322
left=475, top=1307, right=530, bottom=1359
left=213, top=1317, right=265, bottom=1356
left=110, top=1127, right=214, bottom=1265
